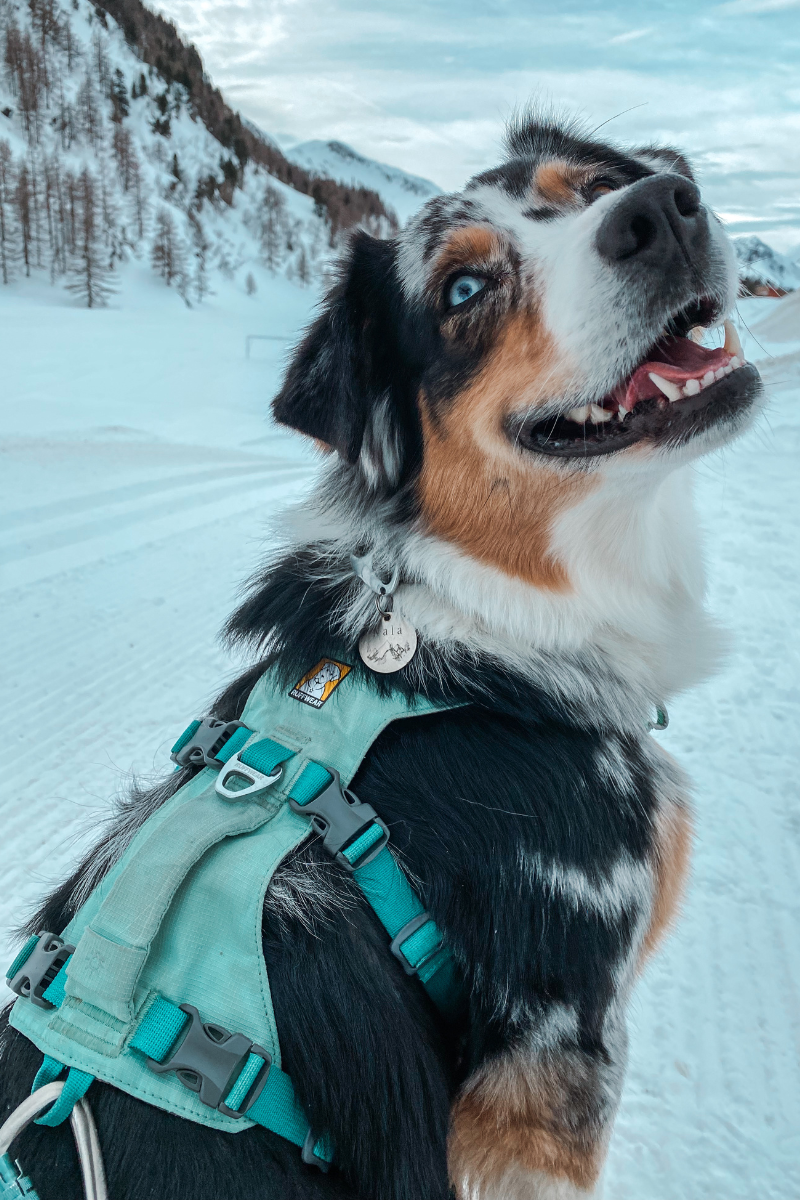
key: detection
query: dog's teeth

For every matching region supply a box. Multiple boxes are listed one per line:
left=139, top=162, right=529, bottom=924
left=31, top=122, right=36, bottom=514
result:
left=723, top=319, right=743, bottom=358
left=701, top=371, right=715, bottom=387
left=566, top=405, right=591, bottom=423
left=714, top=366, right=726, bottom=381
left=690, top=326, right=705, bottom=344
left=730, top=355, right=742, bottom=369
left=684, top=378, right=701, bottom=396
left=648, top=372, right=682, bottom=402
left=723, top=364, right=733, bottom=375
left=589, top=404, right=613, bottom=423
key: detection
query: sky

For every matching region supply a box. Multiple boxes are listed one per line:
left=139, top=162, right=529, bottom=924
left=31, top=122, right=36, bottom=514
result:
left=152, top=0, right=800, bottom=253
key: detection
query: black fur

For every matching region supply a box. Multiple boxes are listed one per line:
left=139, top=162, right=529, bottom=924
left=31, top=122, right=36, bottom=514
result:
left=273, top=232, right=426, bottom=493
left=1, top=550, right=658, bottom=1200
left=1, top=117, right=683, bottom=1200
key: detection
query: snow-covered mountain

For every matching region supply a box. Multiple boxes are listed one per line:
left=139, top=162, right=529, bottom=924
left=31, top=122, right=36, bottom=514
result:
left=732, top=235, right=800, bottom=296
left=0, top=0, right=396, bottom=305
left=286, top=139, right=441, bottom=225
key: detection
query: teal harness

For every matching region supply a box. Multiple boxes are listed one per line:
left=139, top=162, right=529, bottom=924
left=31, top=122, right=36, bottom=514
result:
left=5, top=661, right=462, bottom=1171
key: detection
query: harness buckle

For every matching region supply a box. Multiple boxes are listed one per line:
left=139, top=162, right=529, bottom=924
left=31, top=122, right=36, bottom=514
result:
left=390, top=913, right=445, bottom=977
left=289, top=769, right=389, bottom=871
left=6, top=932, right=75, bottom=1009
left=146, top=1004, right=271, bottom=1117
left=171, top=718, right=247, bottom=769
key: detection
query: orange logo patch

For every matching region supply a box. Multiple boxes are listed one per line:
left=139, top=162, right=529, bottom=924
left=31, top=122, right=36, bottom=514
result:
left=289, top=658, right=352, bottom=709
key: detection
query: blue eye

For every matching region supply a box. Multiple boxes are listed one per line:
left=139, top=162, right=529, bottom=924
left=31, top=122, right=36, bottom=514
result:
left=448, top=274, right=485, bottom=308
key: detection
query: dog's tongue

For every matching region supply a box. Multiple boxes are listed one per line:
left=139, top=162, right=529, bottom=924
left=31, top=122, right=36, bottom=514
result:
left=618, top=337, right=731, bottom=411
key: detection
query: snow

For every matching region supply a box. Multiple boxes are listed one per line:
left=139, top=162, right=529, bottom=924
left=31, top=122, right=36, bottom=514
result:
left=732, top=236, right=800, bottom=294
left=1, top=286, right=798, bottom=1197
left=285, top=139, right=442, bottom=224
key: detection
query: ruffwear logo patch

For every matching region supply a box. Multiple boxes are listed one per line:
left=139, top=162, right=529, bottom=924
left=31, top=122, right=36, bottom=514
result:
left=289, top=658, right=352, bottom=708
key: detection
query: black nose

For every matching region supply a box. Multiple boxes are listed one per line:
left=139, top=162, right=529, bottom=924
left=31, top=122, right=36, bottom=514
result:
left=595, top=173, right=704, bottom=264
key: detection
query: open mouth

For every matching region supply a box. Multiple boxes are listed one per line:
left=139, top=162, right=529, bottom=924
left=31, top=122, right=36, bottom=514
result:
left=518, top=300, right=762, bottom=458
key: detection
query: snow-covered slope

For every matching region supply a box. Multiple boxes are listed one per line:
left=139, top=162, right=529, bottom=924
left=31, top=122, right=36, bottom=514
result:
left=0, top=0, right=394, bottom=305
left=286, top=139, right=441, bottom=224
left=732, top=235, right=800, bottom=295
left=0, top=291, right=798, bottom=1198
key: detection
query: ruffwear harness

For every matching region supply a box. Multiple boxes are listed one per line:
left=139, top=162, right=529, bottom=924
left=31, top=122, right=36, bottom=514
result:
left=2, top=660, right=462, bottom=1195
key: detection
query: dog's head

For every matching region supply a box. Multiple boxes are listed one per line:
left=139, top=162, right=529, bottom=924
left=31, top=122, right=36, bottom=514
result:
left=274, top=115, right=762, bottom=591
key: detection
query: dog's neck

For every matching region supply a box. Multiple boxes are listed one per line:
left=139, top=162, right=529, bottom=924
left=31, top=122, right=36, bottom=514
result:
left=283, top=460, right=723, bottom=731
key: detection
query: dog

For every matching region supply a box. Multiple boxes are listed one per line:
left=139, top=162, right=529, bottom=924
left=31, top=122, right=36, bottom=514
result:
left=0, top=113, right=762, bottom=1200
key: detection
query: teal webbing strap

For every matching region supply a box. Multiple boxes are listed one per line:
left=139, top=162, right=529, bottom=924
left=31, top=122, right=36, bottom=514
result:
left=170, top=720, right=201, bottom=756
left=131, top=996, right=332, bottom=1163
left=288, top=764, right=461, bottom=1014
left=5, top=936, right=39, bottom=981
left=31, top=1055, right=94, bottom=1127
left=238, top=737, right=294, bottom=774
left=216, top=725, right=253, bottom=763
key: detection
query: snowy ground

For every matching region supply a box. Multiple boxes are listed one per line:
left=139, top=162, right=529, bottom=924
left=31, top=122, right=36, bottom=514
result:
left=1, top=282, right=798, bottom=1198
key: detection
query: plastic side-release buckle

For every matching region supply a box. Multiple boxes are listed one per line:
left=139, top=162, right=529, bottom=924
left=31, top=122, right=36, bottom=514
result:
left=289, top=768, right=389, bottom=871
left=145, top=1004, right=271, bottom=1117
left=171, top=718, right=247, bottom=769
left=6, top=933, right=75, bottom=1010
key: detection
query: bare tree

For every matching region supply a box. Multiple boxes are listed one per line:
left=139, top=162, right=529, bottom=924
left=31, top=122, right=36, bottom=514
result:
left=258, top=183, right=286, bottom=272
left=0, top=139, right=18, bottom=283
left=128, top=151, right=145, bottom=240
left=151, top=208, right=186, bottom=289
left=15, top=161, right=32, bottom=274
left=77, top=71, right=100, bottom=148
left=66, top=167, right=115, bottom=306
left=188, top=210, right=212, bottom=303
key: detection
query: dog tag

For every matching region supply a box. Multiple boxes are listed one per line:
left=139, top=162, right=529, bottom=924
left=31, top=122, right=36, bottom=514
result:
left=359, top=614, right=417, bottom=673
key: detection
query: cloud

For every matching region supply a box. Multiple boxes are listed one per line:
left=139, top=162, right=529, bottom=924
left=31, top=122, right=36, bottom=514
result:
left=608, top=28, right=653, bottom=44
left=151, top=0, right=800, bottom=245
left=715, top=0, right=800, bottom=12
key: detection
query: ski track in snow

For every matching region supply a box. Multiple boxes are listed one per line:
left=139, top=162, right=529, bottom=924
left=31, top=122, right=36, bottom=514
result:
left=0, top=293, right=798, bottom=1197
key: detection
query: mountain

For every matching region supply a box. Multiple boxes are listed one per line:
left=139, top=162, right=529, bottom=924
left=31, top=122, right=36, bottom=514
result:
left=732, top=235, right=800, bottom=296
left=286, top=139, right=442, bottom=225
left=0, top=0, right=396, bottom=305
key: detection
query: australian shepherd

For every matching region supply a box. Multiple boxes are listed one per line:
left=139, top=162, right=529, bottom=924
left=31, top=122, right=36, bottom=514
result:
left=0, top=115, right=763, bottom=1199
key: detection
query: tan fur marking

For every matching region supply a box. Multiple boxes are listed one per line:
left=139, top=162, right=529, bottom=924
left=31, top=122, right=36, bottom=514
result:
left=449, top=1053, right=605, bottom=1194
left=418, top=313, right=596, bottom=589
left=534, top=162, right=590, bottom=207
left=433, top=225, right=501, bottom=282
left=641, top=800, right=693, bottom=965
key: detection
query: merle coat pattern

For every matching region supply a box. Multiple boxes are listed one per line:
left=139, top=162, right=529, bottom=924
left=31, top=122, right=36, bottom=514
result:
left=0, top=114, right=762, bottom=1200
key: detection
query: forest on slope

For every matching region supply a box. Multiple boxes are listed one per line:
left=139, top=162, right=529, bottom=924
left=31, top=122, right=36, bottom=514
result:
left=0, top=0, right=397, bottom=304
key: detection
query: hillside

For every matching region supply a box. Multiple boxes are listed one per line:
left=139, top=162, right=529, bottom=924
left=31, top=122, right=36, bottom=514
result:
left=0, top=0, right=396, bottom=305
left=732, top=234, right=800, bottom=296
left=285, top=139, right=441, bottom=225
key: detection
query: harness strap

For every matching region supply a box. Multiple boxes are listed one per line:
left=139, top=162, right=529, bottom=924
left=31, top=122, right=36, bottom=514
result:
left=23, top=962, right=333, bottom=1167
left=173, top=720, right=462, bottom=1015
left=286, top=760, right=460, bottom=1015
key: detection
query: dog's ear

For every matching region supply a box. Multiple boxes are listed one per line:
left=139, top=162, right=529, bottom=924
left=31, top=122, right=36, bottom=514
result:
left=633, top=146, right=695, bottom=182
left=273, top=231, right=419, bottom=491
